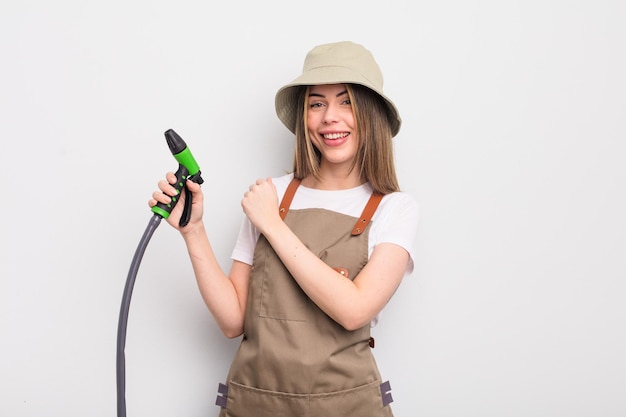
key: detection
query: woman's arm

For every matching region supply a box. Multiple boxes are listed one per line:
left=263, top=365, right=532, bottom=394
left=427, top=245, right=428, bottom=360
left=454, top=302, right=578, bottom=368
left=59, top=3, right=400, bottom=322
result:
left=242, top=178, right=410, bottom=331
left=268, top=227, right=408, bottom=330
left=150, top=173, right=250, bottom=338
left=181, top=222, right=251, bottom=338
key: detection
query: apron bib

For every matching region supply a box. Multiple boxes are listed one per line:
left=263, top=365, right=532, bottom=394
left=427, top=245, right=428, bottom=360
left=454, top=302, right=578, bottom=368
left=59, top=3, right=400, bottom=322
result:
left=217, top=179, right=393, bottom=417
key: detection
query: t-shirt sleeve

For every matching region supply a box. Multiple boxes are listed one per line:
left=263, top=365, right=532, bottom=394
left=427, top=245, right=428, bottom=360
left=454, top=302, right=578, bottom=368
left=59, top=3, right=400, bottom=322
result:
left=230, top=214, right=259, bottom=266
left=371, top=192, right=420, bottom=275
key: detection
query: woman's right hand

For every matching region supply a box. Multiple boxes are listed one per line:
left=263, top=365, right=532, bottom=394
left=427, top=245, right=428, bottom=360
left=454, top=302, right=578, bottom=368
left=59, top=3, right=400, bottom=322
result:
left=148, top=172, right=205, bottom=233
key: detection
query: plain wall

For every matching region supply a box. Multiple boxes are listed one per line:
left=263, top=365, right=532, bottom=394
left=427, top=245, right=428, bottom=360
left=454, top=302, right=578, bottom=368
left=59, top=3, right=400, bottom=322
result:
left=1, top=1, right=624, bottom=416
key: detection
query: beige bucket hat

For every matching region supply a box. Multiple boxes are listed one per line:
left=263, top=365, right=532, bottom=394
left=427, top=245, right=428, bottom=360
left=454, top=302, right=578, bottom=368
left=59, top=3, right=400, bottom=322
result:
left=275, top=41, right=402, bottom=137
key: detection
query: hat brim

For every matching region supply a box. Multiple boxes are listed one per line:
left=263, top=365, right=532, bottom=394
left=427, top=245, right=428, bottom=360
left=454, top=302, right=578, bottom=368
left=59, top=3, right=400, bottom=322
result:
left=275, top=66, right=402, bottom=137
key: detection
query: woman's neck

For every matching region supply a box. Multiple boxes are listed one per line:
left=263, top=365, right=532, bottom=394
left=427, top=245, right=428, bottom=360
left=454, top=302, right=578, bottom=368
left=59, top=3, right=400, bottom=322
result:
left=301, top=168, right=365, bottom=191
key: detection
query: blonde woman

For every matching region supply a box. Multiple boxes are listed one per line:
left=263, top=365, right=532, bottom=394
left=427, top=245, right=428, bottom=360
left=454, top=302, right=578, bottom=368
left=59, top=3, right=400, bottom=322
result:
left=150, top=41, right=419, bottom=417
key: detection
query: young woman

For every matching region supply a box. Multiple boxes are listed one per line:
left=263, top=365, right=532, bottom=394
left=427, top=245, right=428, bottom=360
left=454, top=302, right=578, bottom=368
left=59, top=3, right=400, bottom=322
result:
left=150, top=41, right=419, bottom=417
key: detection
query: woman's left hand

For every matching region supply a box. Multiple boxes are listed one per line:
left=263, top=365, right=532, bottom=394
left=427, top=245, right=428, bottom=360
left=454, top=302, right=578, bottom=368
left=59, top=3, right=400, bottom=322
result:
left=241, top=177, right=281, bottom=234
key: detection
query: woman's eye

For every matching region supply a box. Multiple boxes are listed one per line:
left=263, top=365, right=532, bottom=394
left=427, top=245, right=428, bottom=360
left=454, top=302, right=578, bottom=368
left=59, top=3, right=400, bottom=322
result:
left=309, top=102, right=324, bottom=108
left=342, top=99, right=351, bottom=105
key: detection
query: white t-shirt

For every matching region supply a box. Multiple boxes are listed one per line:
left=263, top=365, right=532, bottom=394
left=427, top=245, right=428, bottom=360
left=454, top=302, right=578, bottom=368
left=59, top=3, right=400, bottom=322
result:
left=230, top=173, right=420, bottom=325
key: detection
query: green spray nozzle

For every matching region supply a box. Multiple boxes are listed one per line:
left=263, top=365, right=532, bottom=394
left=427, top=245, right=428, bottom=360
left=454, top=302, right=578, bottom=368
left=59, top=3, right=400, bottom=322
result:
left=165, top=129, right=201, bottom=176
left=151, top=129, right=204, bottom=225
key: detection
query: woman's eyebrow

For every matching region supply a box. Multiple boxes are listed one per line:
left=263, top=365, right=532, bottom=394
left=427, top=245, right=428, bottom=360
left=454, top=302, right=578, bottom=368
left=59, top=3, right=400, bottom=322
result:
left=308, top=90, right=348, bottom=98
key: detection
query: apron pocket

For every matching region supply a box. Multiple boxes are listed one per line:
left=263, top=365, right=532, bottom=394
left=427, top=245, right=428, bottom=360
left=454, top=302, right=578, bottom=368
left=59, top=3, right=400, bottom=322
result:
left=223, top=380, right=389, bottom=417
left=223, top=381, right=308, bottom=417
left=258, top=243, right=309, bottom=322
left=310, top=380, right=388, bottom=417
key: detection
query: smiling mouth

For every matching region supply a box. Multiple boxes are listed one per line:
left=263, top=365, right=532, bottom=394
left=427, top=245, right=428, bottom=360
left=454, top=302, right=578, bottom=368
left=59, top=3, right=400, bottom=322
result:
left=322, top=132, right=350, bottom=140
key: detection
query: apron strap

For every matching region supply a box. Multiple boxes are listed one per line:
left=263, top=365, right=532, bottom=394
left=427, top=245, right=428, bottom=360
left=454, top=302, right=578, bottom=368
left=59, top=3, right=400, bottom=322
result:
left=352, top=193, right=383, bottom=236
left=279, top=177, right=302, bottom=220
left=278, top=177, right=384, bottom=235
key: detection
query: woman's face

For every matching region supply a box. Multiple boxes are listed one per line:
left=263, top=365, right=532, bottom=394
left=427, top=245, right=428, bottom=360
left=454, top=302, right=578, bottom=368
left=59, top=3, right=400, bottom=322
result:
left=306, top=84, right=358, bottom=169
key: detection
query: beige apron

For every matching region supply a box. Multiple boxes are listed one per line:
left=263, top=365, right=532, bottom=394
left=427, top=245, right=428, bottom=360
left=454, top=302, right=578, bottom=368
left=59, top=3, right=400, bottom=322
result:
left=216, top=178, right=394, bottom=417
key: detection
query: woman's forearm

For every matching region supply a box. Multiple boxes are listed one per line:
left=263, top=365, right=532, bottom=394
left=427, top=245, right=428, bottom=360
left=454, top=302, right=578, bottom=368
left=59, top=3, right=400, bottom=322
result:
left=182, top=224, right=249, bottom=338
left=262, top=221, right=407, bottom=331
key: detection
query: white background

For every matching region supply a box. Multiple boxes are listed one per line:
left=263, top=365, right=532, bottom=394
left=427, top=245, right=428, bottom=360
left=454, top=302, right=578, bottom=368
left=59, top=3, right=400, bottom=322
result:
left=1, top=1, right=625, bottom=416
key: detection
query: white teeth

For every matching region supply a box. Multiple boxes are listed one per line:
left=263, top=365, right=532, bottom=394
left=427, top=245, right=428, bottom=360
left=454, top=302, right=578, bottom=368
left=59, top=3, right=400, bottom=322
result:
left=322, top=133, right=348, bottom=140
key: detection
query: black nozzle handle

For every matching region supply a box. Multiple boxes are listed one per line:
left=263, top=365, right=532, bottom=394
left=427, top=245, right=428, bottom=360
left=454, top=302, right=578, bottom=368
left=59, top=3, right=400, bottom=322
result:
left=151, top=164, right=190, bottom=224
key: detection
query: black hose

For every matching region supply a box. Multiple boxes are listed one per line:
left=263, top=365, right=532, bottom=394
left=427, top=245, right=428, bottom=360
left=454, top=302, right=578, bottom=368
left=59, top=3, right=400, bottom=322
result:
left=116, top=214, right=163, bottom=417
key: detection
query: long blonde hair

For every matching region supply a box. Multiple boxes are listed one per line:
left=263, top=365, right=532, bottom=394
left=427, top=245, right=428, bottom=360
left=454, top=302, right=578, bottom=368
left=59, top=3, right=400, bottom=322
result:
left=292, top=84, right=400, bottom=194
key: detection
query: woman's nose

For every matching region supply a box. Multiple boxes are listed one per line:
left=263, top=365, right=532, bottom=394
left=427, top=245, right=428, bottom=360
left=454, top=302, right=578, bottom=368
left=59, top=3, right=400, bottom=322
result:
left=322, top=104, right=339, bottom=124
